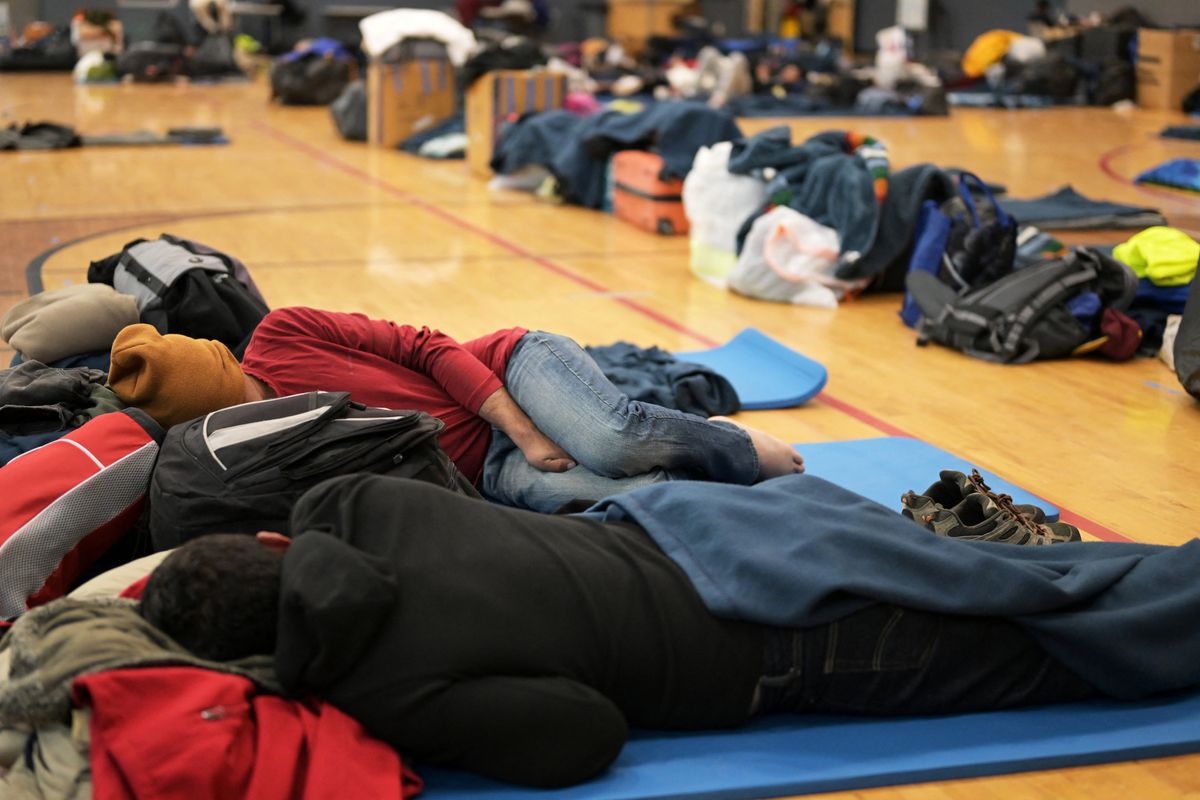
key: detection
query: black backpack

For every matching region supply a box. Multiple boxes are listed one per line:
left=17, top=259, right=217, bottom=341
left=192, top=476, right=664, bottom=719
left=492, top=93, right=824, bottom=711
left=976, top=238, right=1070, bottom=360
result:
left=116, top=42, right=187, bottom=82
left=330, top=79, right=367, bottom=141
left=188, top=33, right=243, bottom=79
left=270, top=52, right=354, bottom=106
left=88, top=234, right=269, bottom=357
left=908, top=247, right=1137, bottom=363
left=148, top=391, right=480, bottom=549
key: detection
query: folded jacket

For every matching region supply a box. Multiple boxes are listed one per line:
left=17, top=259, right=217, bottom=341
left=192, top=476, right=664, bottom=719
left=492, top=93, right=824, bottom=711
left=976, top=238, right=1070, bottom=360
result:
left=0, top=361, right=109, bottom=435
left=2, top=284, right=139, bottom=365
left=1113, top=227, right=1199, bottom=287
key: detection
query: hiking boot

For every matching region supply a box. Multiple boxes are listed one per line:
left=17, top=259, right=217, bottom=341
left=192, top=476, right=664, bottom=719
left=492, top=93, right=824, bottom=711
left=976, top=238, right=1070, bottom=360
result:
left=901, top=469, right=1046, bottom=524
left=902, top=469, right=1079, bottom=545
left=904, top=488, right=1080, bottom=545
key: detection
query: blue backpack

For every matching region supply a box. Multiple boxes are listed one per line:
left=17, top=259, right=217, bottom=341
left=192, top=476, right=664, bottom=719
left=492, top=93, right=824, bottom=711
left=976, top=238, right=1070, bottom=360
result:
left=900, top=172, right=1016, bottom=327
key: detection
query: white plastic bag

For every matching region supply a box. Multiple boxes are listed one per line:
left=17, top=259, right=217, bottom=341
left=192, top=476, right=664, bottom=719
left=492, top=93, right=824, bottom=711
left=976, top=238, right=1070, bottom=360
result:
left=729, top=206, right=864, bottom=308
left=682, top=142, right=768, bottom=287
left=1160, top=314, right=1182, bottom=372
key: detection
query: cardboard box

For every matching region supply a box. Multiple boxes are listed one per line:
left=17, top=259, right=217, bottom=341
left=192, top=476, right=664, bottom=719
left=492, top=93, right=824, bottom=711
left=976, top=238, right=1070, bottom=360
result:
left=465, top=69, right=567, bottom=178
left=1137, top=28, right=1200, bottom=110
left=367, top=58, right=456, bottom=149
left=607, top=0, right=690, bottom=56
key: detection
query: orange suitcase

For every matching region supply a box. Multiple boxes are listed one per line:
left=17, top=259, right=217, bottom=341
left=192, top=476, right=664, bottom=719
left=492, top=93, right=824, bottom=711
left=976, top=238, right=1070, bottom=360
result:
left=611, top=150, right=690, bottom=236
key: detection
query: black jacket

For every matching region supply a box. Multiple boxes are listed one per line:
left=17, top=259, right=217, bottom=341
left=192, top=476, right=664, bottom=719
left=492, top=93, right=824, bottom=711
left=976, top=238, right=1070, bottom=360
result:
left=274, top=474, right=764, bottom=788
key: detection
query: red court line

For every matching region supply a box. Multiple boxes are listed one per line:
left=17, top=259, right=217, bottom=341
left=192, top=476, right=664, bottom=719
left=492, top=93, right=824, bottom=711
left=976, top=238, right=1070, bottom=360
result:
left=249, top=120, right=1133, bottom=543
left=816, top=393, right=911, bottom=438
left=249, top=121, right=718, bottom=347
left=1055, top=508, right=1129, bottom=543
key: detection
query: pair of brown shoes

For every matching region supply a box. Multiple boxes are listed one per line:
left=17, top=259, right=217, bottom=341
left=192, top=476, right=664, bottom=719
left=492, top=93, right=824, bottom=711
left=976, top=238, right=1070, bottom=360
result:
left=901, top=469, right=1080, bottom=545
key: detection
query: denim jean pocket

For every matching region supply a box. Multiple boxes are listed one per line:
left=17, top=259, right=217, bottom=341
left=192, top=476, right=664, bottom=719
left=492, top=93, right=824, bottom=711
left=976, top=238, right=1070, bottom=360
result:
left=822, top=604, right=940, bottom=675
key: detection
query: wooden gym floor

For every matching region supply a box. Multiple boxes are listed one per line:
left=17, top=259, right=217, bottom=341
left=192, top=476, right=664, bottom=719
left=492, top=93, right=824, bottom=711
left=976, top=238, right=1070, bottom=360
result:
left=2, top=72, right=1200, bottom=798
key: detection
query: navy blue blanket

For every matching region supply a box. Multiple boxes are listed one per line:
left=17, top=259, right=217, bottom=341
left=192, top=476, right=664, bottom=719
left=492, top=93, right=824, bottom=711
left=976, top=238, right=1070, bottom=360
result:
left=586, top=341, right=740, bottom=417
left=585, top=474, right=1200, bottom=700
left=998, top=186, right=1165, bottom=229
left=491, top=103, right=741, bottom=209
left=727, top=128, right=881, bottom=263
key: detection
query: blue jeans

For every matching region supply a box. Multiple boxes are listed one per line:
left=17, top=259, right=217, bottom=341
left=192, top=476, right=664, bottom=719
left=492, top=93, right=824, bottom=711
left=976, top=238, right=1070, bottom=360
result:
left=481, top=331, right=760, bottom=512
left=753, top=604, right=1096, bottom=717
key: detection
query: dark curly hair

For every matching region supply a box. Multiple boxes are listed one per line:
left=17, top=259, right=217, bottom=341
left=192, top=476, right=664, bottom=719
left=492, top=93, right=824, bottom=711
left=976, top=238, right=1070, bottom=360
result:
left=139, top=534, right=283, bottom=662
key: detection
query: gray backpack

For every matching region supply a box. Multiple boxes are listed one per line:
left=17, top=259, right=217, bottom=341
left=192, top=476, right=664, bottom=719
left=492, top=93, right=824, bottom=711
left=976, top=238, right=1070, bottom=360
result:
left=907, top=247, right=1137, bottom=363
left=88, top=234, right=269, bottom=357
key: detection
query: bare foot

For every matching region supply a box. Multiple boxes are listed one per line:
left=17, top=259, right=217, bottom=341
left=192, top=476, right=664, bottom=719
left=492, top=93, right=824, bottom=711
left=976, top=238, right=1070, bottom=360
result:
left=711, top=416, right=805, bottom=480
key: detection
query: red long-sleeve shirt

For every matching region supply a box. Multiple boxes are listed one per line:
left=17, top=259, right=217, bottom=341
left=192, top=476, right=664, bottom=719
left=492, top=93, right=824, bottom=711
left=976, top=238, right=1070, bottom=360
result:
left=239, top=307, right=527, bottom=484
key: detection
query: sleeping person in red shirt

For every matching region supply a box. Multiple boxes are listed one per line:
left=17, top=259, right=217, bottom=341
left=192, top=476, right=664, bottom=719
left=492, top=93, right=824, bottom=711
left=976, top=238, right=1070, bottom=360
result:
left=106, top=307, right=803, bottom=511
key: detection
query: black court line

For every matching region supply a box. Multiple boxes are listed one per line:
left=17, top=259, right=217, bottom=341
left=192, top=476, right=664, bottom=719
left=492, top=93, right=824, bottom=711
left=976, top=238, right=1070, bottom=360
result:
left=1, top=199, right=410, bottom=229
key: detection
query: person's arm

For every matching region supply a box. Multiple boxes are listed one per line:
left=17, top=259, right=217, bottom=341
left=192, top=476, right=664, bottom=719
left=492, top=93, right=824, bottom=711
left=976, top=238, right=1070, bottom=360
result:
left=257, top=308, right=576, bottom=471
left=388, top=675, right=628, bottom=788
left=256, top=307, right=501, bottom=408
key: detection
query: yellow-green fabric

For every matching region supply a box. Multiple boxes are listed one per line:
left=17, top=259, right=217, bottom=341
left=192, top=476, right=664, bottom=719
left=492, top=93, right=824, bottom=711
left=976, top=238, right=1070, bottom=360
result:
left=1113, top=227, right=1199, bottom=287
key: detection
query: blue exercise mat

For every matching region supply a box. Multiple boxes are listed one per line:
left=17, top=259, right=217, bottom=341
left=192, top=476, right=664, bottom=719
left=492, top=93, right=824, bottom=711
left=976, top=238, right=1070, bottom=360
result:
left=676, top=328, right=827, bottom=410
left=794, top=436, right=1059, bottom=521
left=1135, top=159, right=1200, bottom=193
left=420, top=691, right=1200, bottom=799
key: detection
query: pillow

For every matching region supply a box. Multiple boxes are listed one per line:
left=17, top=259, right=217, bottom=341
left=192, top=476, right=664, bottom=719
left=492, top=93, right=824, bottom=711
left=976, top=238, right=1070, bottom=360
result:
left=69, top=550, right=172, bottom=601
left=0, top=283, right=138, bottom=365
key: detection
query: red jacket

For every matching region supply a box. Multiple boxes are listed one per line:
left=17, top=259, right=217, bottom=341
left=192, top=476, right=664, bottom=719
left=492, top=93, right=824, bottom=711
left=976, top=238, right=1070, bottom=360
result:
left=240, top=307, right=526, bottom=485
left=73, top=666, right=423, bottom=800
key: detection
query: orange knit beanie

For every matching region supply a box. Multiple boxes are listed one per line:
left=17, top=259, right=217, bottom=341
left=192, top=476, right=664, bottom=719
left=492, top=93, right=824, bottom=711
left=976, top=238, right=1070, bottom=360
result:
left=108, top=324, right=247, bottom=428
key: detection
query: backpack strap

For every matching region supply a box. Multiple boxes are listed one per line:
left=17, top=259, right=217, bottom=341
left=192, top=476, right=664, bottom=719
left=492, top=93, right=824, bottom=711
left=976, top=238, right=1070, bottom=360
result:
left=908, top=269, right=999, bottom=353
left=955, top=171, right=1011, bottom=228
left=200, top=392, right=351, bottom=475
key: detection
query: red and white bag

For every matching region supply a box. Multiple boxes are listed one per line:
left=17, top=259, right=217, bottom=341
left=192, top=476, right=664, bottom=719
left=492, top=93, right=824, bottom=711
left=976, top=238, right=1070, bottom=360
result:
left=0, top=409, right=164, bottom=618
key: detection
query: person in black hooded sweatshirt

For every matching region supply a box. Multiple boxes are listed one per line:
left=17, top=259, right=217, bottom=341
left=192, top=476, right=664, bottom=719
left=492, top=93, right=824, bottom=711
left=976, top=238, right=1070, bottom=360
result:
left=135, top=472, right=1136, bottom=789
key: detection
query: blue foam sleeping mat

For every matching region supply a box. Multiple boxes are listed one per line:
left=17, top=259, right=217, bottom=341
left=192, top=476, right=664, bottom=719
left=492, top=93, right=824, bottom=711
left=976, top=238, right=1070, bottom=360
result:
left=1135, top=159, right=1200, bottom=193
left=793, top=436, right=1059, bottom=522
left=420, top=691, right=1200, bottom=799
left=676, top=328, right=827, bottom=410
left=419, top=440, right=1198, bottom=799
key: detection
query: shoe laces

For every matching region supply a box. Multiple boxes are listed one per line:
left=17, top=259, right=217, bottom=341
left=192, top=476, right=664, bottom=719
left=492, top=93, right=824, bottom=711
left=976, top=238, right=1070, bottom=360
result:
left=966, top=469, right=1054, bottom=542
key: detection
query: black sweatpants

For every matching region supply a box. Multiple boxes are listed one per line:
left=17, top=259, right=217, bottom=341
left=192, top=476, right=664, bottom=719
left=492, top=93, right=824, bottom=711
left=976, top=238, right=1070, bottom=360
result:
left=754, top=603, right=1098, bottom=717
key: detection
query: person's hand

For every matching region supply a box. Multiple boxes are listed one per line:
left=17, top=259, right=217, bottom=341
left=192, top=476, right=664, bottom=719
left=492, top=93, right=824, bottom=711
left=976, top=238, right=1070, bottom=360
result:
left=478, top=386, right=577, bottom=472
left=515, top=428, right=577, bottom=472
